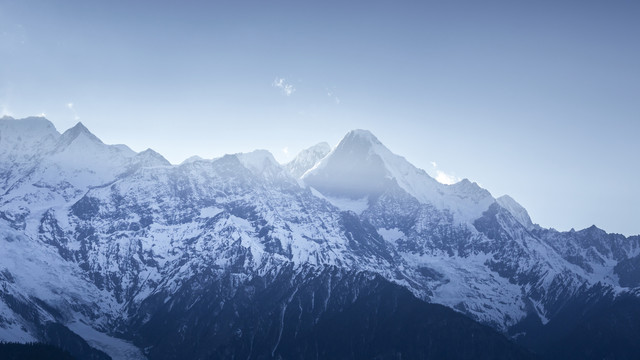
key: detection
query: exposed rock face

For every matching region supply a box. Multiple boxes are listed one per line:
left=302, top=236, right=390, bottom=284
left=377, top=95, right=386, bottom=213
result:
left=0, top=116, right=638, bottom=359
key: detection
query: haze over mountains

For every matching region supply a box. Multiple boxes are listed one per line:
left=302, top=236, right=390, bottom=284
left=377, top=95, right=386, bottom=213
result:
left=0, top=116, right=639, bottom=359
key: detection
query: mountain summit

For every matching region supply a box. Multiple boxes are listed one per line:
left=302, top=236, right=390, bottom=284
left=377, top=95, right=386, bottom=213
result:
left=58, top=121, right=103, bottom=146
left=0, top=117, right=638, bottom=359
left=303, top=129, right=392, bottom=199
left=285, top=142, right=331, bottom=178
left=303, top=129, right=493, bottom=223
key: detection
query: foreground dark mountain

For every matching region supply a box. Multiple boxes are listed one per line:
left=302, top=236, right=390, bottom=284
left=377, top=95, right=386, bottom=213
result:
left=0, top=116, right=638, bottom=359
left=130, top=269, right=533, bottom=360
left=0, top=342, right=75, bottom=360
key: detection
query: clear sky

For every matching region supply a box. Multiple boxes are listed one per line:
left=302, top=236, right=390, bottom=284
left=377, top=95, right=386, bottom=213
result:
left=1, top=0, right=639, bottom=236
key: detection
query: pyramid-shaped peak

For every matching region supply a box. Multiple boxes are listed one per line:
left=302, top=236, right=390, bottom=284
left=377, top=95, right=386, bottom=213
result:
left=60, top=122, right=103, bottom=144
left=302, top=130, right=400, bottom=199
left=139, top=148, right=162, bottom=156
left=68, top=121, right=90, bottom=134
left=341, top=129, right=382, bottom=146
left=135, top=148, right=171, bottom=166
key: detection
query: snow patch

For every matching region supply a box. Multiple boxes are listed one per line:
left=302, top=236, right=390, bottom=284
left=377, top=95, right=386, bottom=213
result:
left=378, top=228, right=404, bottom=243
left=198, top=206, right=223, bottom=218
left=67, top=321, right=146, bottom=360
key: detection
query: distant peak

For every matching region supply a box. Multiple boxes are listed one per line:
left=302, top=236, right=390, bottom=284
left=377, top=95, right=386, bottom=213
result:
left=496, top=194, right=533, bottom=229
left=328, top=129, right=387, bottom=160
left=310, top=141, right=331, bottom=152
left=70, top=121, right=90, bottom=133
left=290, top=142, right=331, bottom=160
left=181, top=155, right=204, bottom=164
left=58, top=121, right=103, bottom=146
left=303, top=130, right=397, bottom=199
left=0, top=116, right=59, bottom=139
left=585, top=224, right=603, bottom=232
left=286, top=142, right=332, bottom=178
left=497, top=194, right=515, bottom=202
left=140, top=148, right=160, bottom=155
left=236, top=149, right=281, bottom=175
left=342, top=129, right=382, bottom=145
left=136, top=148, right=171, bottom=166
left=139, top=148, right=166, bottom=159
left=1, top=115, right=56, bottom=126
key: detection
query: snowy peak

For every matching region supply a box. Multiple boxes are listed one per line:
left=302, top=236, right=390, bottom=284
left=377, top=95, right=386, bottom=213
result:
left=0, top=116, right=60, bottom=156
left=0, top=115, right=58, bottom=134
left=52, top=122, right=136, bottom=159
left=303, top=129, right=496, bottom=223
left=286, top=142, right=331, bottom=178
left=496, top=195, right=534, bottom=229
left=57, top=122, right=103, bottom=149
left=181, top=155, right=204, bottom=164
left=448, top=179, right=493, bottom=203
left=328, top=129, right=386, bottom=161
left=134, top=148, right=171, bottom=167
left=342, top=129, right=383, bottom=146
left=303, top=129, right=443, bottom=200
left=19, top=121, right=140, bottom=194
left=302, top=130, right=392, bottom=199
left=235, top=150, right=284, bottom=178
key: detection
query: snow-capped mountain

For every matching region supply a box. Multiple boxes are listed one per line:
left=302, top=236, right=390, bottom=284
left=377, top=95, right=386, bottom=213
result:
left=303, top=129, right=495, bottom=223
left=284, top=142, right=330, bottom=178
left=0, top=116, right=638, bottom=359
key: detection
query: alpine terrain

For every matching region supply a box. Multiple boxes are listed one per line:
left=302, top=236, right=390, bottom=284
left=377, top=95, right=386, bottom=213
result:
left=0, top=116, right=638, bottom=359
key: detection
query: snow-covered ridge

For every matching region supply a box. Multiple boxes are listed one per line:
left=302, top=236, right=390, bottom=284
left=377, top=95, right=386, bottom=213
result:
left=302, top=129, right=494, bottom=224
left=497, top=195, right=534, bottom=230
left=1, top=116, right=639, bottom=357
left=286, top=142, right=331, bottom=178
left=235, top=149, right=281, bottom=176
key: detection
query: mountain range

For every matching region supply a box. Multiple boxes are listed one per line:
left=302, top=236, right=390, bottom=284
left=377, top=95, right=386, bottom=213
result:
left=0, top=115, right=638, bottom=359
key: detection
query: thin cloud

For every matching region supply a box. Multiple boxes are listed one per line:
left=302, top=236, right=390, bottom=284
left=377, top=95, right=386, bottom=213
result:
left=273, top=78, right=295, bottom=96
left=67, top=102, right=80, bottom=120
left=327, top=89, right=341, bottom=104
left=282, top=146, right=289, bottom=157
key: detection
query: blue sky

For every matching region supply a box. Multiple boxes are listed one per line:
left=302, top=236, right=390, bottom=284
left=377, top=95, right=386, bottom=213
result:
left=1, top=0, right=639, bottom=235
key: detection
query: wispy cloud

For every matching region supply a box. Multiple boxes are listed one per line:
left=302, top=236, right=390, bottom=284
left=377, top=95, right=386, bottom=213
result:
left=67, top=102, right=80, bottom=120
left=282, top=146, right=290, bottom=157
left=273, top=78, right=295, bottom=96
left=327, top=90, right=340, bottom=104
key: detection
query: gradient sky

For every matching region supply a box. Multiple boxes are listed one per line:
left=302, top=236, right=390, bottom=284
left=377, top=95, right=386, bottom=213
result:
left=1, top=0, right=639, bottom=235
